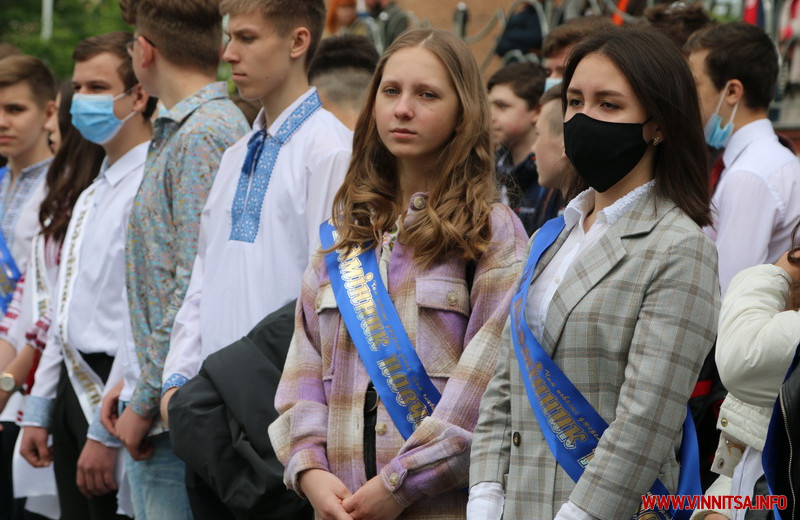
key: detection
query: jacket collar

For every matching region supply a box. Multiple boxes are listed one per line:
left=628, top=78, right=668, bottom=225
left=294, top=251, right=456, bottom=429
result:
left=531, top=187, right=677, bottom=354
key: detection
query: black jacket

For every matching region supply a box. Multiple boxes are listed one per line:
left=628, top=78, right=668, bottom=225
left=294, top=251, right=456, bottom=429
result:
left=168, top=300, right=313, bottom=520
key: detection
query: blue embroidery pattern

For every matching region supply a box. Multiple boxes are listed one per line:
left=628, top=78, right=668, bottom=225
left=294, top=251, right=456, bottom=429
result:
left=229, top=92, right=322, bottom=242
left=162, top=373, right=190, bottom=396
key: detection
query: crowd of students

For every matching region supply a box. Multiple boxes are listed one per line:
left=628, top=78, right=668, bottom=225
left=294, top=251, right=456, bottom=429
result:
left=0, top=1, right=799, bottom=520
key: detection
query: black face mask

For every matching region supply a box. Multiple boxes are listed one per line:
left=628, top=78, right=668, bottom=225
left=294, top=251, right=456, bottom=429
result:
left=563, top=113, right=649, bottom=193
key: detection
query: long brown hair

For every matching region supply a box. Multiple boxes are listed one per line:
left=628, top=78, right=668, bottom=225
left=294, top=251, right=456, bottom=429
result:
left=38, top=82, right=105, bottom=243
left=329, top=29, right=497, bottom=267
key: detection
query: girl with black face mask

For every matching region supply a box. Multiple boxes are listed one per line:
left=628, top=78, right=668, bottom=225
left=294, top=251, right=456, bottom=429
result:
left=469, top=26, right=720, bottom=520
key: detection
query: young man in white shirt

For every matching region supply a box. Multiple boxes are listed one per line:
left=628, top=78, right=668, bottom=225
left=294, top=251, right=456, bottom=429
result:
left=19, top=31, right=155, bottom=520
left=159, top=0, right=352, bottom=517
left=687, top=22, right=800, bottom=295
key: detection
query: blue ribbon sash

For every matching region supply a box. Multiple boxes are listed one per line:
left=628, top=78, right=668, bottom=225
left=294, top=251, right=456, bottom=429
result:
left=510, top=216, right=701, bottom=520
left=0, top=166, right=20, bottom=313
left=320, top=220, right=441, bottom=439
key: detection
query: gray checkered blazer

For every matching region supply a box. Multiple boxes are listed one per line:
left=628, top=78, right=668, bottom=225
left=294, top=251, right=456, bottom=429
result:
left=470, top=190, right=720, bottom=520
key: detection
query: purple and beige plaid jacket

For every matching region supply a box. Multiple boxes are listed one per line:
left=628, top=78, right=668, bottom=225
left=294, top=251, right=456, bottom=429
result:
left=270, top=201, right=528, bottom=519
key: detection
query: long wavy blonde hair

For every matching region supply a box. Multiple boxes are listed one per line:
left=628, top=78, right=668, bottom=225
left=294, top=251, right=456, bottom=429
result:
left=328, top=29, right=497, bottom=267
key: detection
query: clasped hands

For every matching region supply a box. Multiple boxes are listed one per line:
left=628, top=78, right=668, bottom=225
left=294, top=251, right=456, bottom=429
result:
left=299, top=468, right=406, bottom=520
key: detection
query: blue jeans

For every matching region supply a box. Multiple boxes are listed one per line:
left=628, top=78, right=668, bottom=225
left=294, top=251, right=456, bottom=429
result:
left=119, top=403, right=192, bottom=520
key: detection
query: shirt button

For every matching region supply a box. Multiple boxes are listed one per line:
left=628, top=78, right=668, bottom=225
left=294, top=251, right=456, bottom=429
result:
left=375, top=423, right=387, bottom=436
left=412, top=196, right=426, bottom=210
left=389, top=472, right=400, bottom=486
left=513, top=431, right=521, bottom=446
left=447, top=292, right=458, bottom=306
left=720, top=418, right=728, bottom=427
left=555, top=275, right=561, bottom=284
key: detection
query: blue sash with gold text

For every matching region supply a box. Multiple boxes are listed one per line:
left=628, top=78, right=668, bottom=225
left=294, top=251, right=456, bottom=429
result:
left=510, top=216, right=701, bottom=520
left=0, top=166, right=20, bottom=313
left=320, top=220, right=441, bottom=439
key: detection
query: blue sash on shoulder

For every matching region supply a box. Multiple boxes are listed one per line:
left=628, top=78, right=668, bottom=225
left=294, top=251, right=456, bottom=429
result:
left=0, top=166, right=20, bottom=313
left=320, top=220, right=441, bottom=440
left=510, top=216, right=701, bottom=520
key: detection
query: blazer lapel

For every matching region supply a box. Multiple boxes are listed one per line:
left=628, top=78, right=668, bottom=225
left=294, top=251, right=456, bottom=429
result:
left=541, top=190, right=677, bottom=353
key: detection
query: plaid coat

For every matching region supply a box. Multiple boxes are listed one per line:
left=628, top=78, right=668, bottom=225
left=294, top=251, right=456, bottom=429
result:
left=470, top=190, right=720, bottom=520
left=270, top=202, right=529, bottom=519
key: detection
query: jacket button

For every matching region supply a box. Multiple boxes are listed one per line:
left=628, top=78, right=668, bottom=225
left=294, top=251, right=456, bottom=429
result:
left=412, top=196, right=426, bottom=210
left=447, top=292, right=458, bottom=306
left=513, top=431, right=521, bottom=446
left=389, top=472, right=400, bottom=486
left=375, top=423, right=387, bottom=436
left=720, top=418, right=728, bottom=427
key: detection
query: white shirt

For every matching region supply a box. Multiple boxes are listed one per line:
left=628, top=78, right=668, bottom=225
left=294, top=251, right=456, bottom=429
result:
left=704, top=119, right=800, bottom=295
left=164, top=88, right=352, bottom=388
left=468, top=180, right=656, bottom=520
left=29, top=141, right=147, bottom=403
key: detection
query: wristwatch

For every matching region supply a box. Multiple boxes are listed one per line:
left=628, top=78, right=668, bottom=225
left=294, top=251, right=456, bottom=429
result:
left=0, top=372, right=22, bottom=394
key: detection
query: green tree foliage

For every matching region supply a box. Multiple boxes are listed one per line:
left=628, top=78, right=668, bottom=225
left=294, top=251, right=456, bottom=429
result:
left=0, top=0, right=130, bottom=80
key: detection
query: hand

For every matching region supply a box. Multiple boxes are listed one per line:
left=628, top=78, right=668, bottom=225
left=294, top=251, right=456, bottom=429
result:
left=100, top=380, right=124, bottom=435
left=299, top=468, right=354, bottom=520
left=115, top=406, right=154, bottom=461
left=160, top=387, right=177, bottom=427
left=76, top=439, right=118, bottom=496
left=20, top=426, right=52, bottom=467
left=776, top=251, right=800, bottom=283
left=704, top=514, right=729, bottom=520
left=342, top=475, right=405, bottom=520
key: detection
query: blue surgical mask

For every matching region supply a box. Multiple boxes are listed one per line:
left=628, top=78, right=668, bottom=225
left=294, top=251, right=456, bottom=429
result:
left=544, top=77, right=562, bottom=92
left=70, top=90, right=135, bottom=145
left=704, top=83, right=738, bottom=149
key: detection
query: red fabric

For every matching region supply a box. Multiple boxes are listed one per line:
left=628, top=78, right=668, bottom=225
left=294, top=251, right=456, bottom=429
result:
left=612, top=0, right=629, bottom=25
left=709, top=156, right=725, bottom=197
left=691, top=379, right=712, bottom=398
left=744, top=0, right=759, bottom=24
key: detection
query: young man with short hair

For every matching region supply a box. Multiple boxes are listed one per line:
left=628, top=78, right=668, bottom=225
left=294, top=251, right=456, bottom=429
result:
left=308, top=33, right=378, bottom=130
left=530, top=84, right=576, bottom=229
left=112, top=0, right=250, bottom=517
left=159, top=0, right=352, bottom=517
left=686, top=22, right=800, bottom=295
left=487, top=61, right=547, bottom=235
left=0, top=55, right=56, bottom=518
left=19, top=31, right=155, bottom=520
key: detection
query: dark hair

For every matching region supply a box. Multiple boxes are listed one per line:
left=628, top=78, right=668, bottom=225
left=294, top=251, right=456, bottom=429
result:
left=0, top=55, right=57, bottom=108
left=644, top=2, right=714, bottom=47
left=541, top=16, right=614, bottom=59
left=487, top=62, right=547, bottom=110
left=539, top=84, right=562, bottom=134
left=563, top=25, right=710, bottom=227
left=220, top=0, right=326, bottom=70
left=684, top=22, right=778, bottom=110
left=73, top=31, right=158, bottom=120
left=119, top=0, right=223, bottom=74
left=308, top=34, right=379, bottom=82
left=39, top=82, right=105, bottom=243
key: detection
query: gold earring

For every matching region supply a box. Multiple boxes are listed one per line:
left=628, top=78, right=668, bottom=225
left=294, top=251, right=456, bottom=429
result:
left=653, top=136, right=662, bottom=146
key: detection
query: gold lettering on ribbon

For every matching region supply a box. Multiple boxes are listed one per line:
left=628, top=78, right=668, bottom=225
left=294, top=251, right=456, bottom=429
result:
left=377, top=355, right=429, bottom=427
left=338, top=246, right=390, bottom=351
left=512, top=298, right=588, bottom=450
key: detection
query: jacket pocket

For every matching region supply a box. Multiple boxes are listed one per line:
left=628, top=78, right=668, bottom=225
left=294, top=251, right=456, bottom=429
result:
left=415, top=276, right=470, bottom=378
